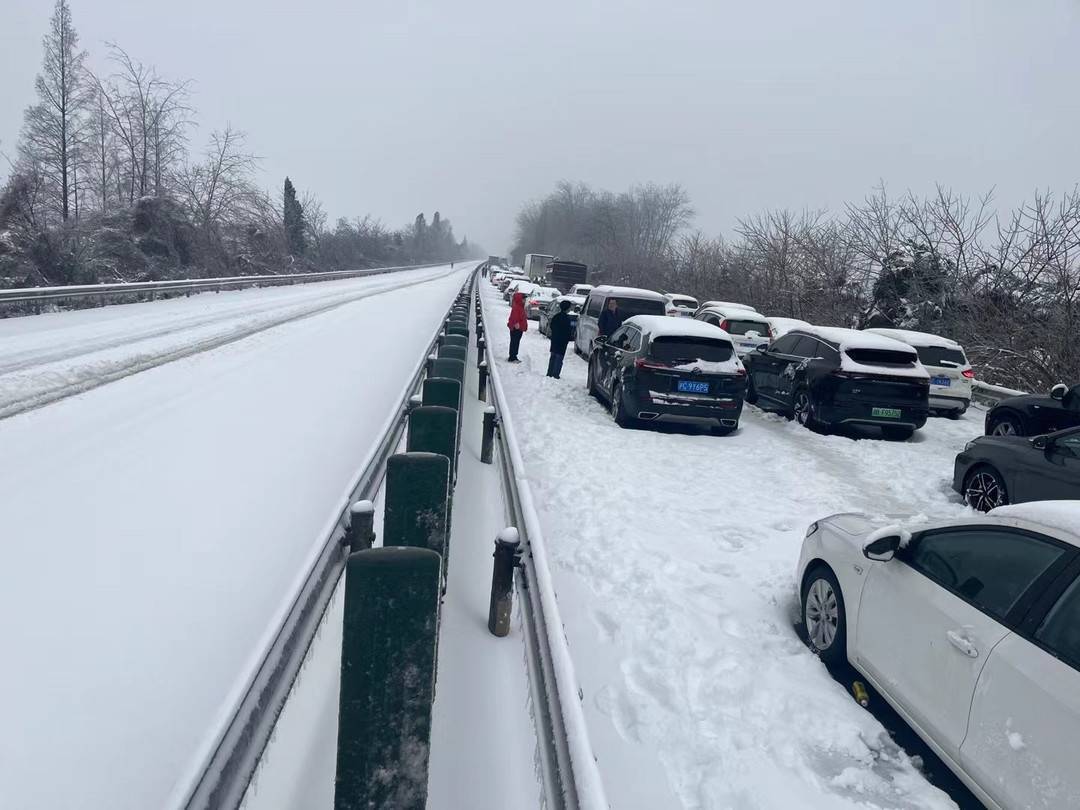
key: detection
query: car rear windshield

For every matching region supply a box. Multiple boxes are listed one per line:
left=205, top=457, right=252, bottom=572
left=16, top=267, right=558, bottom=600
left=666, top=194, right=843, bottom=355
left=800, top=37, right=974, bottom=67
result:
left=670, top=298, right=696, bottom=308
left=725, top=319, right=769, bottom=336
left=915, top=345, right=966, bottom=367
left=649, top=337, right=733, bottom=363
left=845, top=348, right=917, bottom=367
left=615, top=297, right=667, bottom=317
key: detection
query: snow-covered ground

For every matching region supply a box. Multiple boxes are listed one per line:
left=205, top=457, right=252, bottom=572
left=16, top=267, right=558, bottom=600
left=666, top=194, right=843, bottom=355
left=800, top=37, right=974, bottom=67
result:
left=482, top=282, right=983, bottom=810
left=0, top=265, right=457, bottom=419
left=0, top=264, right=471, bottom=810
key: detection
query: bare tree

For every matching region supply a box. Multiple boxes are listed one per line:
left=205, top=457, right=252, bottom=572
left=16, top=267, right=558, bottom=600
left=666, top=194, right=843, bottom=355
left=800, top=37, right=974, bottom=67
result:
left=177, top=127, right=259, bottom=232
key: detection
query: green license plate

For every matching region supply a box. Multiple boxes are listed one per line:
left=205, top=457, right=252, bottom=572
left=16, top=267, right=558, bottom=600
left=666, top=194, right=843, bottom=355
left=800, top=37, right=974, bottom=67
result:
left=872, top=407, right=902, bottom=419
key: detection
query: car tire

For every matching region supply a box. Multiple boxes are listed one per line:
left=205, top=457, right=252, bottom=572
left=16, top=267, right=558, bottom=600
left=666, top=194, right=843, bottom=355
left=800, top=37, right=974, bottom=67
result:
left=801, top=565, right=847, bottom=668
left=963, top=465, right=1010, bottom=512
left=587, top=359, right=600, bottom=399
left=745, top=376, right=758, bottom=405
left=881, top=426, right=914, bottom=441
left=988, top=411, right=1024, bottom=437
left=792, top=387, right=818, bottom=430
left=610, top=382, right=634, bottom=428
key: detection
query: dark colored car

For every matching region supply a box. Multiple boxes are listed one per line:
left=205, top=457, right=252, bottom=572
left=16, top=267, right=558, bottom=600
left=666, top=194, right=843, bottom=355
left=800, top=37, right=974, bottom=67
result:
left=745, top=326, right=930, bottom=440
left=586, top=315, right=746, bottom=434
left=954, top=426, right=1080, bottom=511
left=985, top=383, right=1080, bottom=437
left=538, top=296, right=583, bottom=338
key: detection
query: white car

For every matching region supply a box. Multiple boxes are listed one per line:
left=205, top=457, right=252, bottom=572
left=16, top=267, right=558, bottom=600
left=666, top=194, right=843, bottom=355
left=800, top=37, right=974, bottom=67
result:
left=766, top=316, right=812, bottom=340
left=504, top=280, right=536, bottom=302
left=525, top=286, right=562, bottom=319
left=569, top=283, right=594, bottom=297
left=865, top=328, right=974, bottom=416
left=797, top=501, right=1080, bottom=810
left=694, top=300, right=757, bottom=317
left=664, top=293, right=699, bottom=317
left=694, top=305, right=772, bottom=356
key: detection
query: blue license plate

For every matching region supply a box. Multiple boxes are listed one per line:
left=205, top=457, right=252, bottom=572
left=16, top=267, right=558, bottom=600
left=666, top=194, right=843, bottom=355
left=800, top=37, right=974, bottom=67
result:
left=677, top=380, right=710, bottom=394
left=931, top=375, right=951, bottom=386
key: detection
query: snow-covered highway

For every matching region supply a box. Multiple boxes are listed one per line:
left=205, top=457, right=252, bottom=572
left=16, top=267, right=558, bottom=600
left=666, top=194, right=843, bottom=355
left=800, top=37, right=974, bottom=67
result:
left=482, top=281, right=982, bottom=810
left=0, top=263, right=472, bottom=810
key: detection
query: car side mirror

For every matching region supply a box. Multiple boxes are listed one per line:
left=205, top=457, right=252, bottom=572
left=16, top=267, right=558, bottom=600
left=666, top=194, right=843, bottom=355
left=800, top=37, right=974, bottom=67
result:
left=593, top=335, right=608, bottom=347
left=755, top=343, right=769, bottom=353
left=1032, top=434, right=1055, bottom=451
left=863, top=534, right=902, bottom=562
left=1050, top=383, right=1068, bottom=400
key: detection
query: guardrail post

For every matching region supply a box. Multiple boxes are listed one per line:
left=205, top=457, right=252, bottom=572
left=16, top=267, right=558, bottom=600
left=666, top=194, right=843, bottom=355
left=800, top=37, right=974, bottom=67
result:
left=481, top=405, right=496, bottom=462
left=478, top=361, right=489, bottom=402
left=476, top=338, right=486, bottom=368
left=475, top=323, right=484, bottom=347
left=425, top=353, right=437, bottom=376
left=344, top=499, right=376, bottom=553
left=488, top=528, right=522, bottom=637
left=334, top=546, right=442, bottom=810
left=384, top=452, right=450, bottom=563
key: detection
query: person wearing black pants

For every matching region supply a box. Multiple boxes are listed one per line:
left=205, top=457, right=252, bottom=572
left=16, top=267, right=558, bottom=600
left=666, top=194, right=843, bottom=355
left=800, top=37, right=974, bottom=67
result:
left=507, top=291, right=528, bottom=363
left=546, top=299, right=574, bottom=378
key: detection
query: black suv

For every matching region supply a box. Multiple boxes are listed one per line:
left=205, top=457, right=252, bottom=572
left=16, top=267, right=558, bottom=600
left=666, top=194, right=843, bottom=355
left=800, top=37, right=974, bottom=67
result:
left=984, top=382, right=1080, bottom=437
left=745, top=327, right=930, bottom=439
left=586, top=315, right=747, bottom=434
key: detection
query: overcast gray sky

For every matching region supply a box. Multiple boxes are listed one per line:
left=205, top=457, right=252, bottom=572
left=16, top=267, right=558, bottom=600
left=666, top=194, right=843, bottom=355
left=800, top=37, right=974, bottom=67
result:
left=3, top=0, right=1079, bottom=254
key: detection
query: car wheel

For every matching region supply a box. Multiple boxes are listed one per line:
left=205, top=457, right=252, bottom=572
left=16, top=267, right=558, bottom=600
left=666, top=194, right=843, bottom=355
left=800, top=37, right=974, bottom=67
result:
left=745, top=375, right=758, bottom=405
left=988, top=412, right=1023, bottom=437
left=610, top=382, right=634, bottom=428
left=881, top=426, right=914, bottom=441
left=793, top=387, right=818, bottom=429
left=587, top=359, right=600, bottom=398
left=964, top=465, right=1009, bottom=512
left=801, top=565, right=847, bottom=668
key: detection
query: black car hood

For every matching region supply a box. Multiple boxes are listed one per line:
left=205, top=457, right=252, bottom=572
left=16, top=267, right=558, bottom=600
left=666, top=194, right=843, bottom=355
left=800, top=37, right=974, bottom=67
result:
left=971, top=434, right=1031, bottom=451
left=993, top=393, right=1058, bottom=412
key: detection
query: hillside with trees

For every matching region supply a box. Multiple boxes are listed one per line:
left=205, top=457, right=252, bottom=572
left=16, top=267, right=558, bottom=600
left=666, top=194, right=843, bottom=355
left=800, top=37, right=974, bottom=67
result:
left=513, top=180, right=1080, bottom=391
left=0, top=0, right=480, bottom=294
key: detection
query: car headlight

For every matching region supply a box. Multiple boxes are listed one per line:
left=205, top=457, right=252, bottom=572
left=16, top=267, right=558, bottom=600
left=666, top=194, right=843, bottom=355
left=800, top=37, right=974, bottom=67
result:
left=805, top=521, right=819, bottom=538
left=964, top=439, right=979, bottom=452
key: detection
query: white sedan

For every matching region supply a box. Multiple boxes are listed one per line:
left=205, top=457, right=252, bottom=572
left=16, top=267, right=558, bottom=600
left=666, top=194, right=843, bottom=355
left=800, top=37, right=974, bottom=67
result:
left=797, top=501, right=1080, bottom=810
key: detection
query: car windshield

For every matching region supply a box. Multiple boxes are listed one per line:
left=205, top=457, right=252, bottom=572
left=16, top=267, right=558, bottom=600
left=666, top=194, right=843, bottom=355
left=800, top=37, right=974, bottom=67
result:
left=725, top=318, right=769, bottom=336
left=649, top=337, right=733, bottom=363
left=915, top=345, right=966, bottom=367
left=615, top=298, right=666, bottom=317
left=670, top=298, right=696, bottom=308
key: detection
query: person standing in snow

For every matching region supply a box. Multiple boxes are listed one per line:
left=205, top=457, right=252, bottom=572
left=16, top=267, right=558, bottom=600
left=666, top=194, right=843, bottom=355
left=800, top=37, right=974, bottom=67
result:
left=507, top=291, right=528, bottom=362
left=546, top=299, right=574, bottom=379
left=598, top=297, right=622, bottom=338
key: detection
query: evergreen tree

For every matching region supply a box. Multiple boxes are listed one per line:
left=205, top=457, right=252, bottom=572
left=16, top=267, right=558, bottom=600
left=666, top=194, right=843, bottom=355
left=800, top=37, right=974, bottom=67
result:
left=283, top=176, right=306, bottom=255
left=20, top=0, right=90, bottom=223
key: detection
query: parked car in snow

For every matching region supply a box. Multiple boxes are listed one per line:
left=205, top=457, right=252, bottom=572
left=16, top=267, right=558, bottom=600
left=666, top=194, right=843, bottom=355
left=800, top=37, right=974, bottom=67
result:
left=694, top=305, right=772, bottom=357
left=766, top=316, right=812, bottom=340
left=693, top=300, right=756, bottom=318
left=503, top=280, right=536, bottom=302
left=953, top=425, right=1080, bottom=511
left=569, top=283, right=594, bottom=298
left=574, top=285, right=668, bottom=357
left=586, top=315, right=747, bottom=434
left=797, top=500, right=1080, bottom=810
left=984, top=382, right=1080, bottom=437
left=865, top=328, right=974, bottom=417
left=745, top=326, right=930, bottom=440
left=497, top=274, right=530, bottom=293
left=539, top=295, right=585, bottom=337
left=525, top=286, right=562, bottom=319
left=664, top=293, right=699, bottom=317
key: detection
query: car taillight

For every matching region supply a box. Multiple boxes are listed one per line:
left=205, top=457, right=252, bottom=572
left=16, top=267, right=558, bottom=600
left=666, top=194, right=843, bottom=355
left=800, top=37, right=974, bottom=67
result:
left=634, top=358, right=669, bottom=370
left=765, top=326, right=773, bottom=338
left=962, top=369, right=975, bottom=379
left=529, top=299, right=539, bottom=307
left=719, top=320, right=730, bottom=331
left=736, top=367, right=747, bottom=376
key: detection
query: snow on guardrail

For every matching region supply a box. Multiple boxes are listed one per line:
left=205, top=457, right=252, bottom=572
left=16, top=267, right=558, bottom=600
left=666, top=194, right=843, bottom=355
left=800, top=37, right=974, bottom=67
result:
left=971, top=379, right=1026, bottom=406
left=482, top=293, right=610, bottom=810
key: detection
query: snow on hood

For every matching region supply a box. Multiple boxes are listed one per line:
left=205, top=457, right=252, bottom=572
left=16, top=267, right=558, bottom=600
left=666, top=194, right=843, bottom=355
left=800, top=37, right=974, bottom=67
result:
left=990, top=501, right=1080, bottom=541
left=626, top=314, right=736, bottom=341
left=864, top=327, right=964, bottom=351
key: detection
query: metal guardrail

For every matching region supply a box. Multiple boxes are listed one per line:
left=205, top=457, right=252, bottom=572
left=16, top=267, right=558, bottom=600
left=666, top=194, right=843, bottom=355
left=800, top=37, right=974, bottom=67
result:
left=170, top=271, right=467, bottom=810
left=478, top=285, right=610, bottom=810
left=0, top=263, right=443, bottom=305
left=971, top=380, right=1026, bottom=408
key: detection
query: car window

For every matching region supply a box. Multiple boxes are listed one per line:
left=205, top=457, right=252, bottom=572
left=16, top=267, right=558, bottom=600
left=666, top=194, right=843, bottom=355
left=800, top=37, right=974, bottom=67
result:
left=650, top=337, right=733, bottom=363
left=725, top=318, right=770, bottom=337
left=1057, top=432, right=1080, bottom=453
left=1035, top=576, right=1080, bottom=670
left=789, top=336, right=818, bottom=358
left=770, top=334, right=801, bottom=354
left=701, top=313, right=722, bottom=326
left=906, top=528, right=1068, bottom=620
left=915, top=345, right=967, bottom=367
left=609, top=326, right=631, bottom=349
left=586, top=295, right=602, bottom=317
left=615, top=297, right=667, bottom=317
left=626, top=327, right=642, bottom=351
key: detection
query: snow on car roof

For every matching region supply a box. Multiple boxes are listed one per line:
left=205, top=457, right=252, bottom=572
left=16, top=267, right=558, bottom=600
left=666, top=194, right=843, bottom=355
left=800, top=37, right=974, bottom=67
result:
left=989, top=501, right=1080, bottom=541
left=700, top=305, right=767, bottom=320
left=558, top=294, right=586, bottom=303
left=624, top=315, right=734, bottom=342
left=534, top=287, right=561, bottom=295
left=665, top=293, right=698, bottom=303
left=794, top=325, right=918, bottom=354
left=700, top=300, right=758, bottom=311
left=864, top=328, right=964, bottom=350
left=591, top=285, right=667, bottom=301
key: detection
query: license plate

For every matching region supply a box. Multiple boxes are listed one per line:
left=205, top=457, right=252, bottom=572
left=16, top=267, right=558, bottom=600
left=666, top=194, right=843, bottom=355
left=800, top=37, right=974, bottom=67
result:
left=931, top=375, right=951, bottom=386
left=872, top=407, right=902, bottom=419
left=677, top=380, right=710, bottom=394
left=739, top=342, right=756, bottom=350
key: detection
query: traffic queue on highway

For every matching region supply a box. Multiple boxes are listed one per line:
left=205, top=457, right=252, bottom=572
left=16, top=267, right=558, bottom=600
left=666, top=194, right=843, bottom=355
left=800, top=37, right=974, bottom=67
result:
left=487, top=262, right=1080, bottom=810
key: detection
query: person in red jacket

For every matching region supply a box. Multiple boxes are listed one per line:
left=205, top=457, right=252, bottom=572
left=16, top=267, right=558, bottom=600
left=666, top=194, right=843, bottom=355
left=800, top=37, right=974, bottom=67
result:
left=507, top=291, right=528, bottom=362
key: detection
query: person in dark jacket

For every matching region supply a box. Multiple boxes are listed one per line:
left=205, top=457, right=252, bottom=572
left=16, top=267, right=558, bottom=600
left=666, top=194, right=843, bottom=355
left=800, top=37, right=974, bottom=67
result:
left=507, top=291, right=528, bottom=362
left=546, top=299, right=574, bottom=378
left=597, top=298, right=622, bottom=338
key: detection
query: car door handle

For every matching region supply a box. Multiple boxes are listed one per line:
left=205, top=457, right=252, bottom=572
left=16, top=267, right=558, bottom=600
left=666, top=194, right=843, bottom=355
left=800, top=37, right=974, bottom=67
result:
left=946, top=630, right=979, bottom=658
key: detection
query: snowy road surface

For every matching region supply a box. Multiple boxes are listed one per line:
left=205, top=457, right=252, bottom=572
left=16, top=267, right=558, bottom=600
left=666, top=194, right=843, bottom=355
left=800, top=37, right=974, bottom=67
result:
left=0, top=264, right=471, bottom=810
left=482, top=283, right=979, bottom=810
left=0, top=265, right=456, bottom=419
